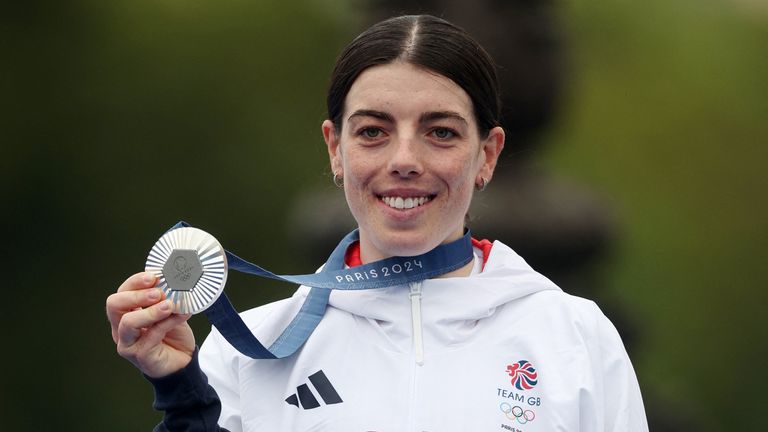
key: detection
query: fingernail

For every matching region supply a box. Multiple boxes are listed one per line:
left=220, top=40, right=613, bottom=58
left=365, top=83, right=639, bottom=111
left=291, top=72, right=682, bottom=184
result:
left=147, top=289, right=161, bottom=301
left=159, top=300, right=172, bottom=312
left=143, top=273, right=156, bottom=284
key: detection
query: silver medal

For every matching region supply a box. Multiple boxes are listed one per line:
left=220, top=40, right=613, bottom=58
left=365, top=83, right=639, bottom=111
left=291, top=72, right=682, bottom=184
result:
left=145, top=227, right=228, bottom=314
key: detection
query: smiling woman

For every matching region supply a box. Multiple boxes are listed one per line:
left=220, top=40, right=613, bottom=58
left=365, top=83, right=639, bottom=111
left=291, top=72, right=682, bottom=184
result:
left=106, top=14, right=648, bottom=432
left=324, top=61, right=504, bottom=262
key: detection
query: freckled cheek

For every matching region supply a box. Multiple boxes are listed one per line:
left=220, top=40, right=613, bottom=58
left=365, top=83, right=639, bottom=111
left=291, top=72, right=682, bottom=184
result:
left=341, top=148, right=364, bottom=171
left=438, top=162, right=476, bottom=191
left=343, top=157, right=378, bottom=195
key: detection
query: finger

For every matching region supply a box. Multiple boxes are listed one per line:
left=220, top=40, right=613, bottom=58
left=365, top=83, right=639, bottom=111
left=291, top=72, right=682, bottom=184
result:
left=107, top=287, right=164, bottom=317
left=117, top=300, right=174, bottom=348
left=135, top=314, right=195, bottom=378
left=142, top=314, right=193, bottom=350
left=118, top=272, right=158, bottom=293
left=106, top=288, right=165, bottom=343
left=108, top=272, right=160, bottom=343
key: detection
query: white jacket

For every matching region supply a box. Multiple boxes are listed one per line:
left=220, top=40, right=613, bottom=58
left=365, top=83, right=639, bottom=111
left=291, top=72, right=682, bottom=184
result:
left=199, top=241, right=648, bottom=431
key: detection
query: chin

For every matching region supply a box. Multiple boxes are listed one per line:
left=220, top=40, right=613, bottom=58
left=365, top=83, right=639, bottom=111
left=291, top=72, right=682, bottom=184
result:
left=370, top=230, right=443, bottom=258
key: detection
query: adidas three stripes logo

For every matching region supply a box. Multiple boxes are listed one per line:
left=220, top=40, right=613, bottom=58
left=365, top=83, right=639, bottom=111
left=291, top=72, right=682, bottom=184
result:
left=285, top=370, right=343, bottom=409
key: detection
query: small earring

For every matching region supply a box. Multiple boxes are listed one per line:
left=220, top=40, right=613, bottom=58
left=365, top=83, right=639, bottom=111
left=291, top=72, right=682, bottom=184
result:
left=333, top=172, right=344, bottom=188
left=475, top=177, right=488, bottom=192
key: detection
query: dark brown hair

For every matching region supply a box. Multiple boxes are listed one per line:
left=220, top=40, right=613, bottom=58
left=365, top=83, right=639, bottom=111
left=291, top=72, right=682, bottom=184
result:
left=327, top=15, right=501, bottom=138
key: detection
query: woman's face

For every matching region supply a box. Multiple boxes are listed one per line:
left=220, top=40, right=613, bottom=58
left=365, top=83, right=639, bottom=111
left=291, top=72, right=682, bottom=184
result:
left=323, top=61, right=504, bottom=262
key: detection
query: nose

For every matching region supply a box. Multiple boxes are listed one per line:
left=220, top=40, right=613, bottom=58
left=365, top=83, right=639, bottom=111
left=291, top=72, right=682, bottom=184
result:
left=387, top=135, right=423, bottom=178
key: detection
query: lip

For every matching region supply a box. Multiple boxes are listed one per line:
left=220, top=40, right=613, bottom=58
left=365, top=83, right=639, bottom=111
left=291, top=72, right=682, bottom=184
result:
left=376, top=187, right=435, bottom=199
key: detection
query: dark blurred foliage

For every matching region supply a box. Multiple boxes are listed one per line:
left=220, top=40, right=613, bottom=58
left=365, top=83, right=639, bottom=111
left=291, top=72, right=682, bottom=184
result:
left=2, top=1, right=353, bottom=429
left=1, top=1, right=766, bottom=431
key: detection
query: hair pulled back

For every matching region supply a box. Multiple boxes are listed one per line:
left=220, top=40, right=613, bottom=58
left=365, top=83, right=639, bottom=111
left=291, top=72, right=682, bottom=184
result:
left=327, top=15, right=501, bottom=138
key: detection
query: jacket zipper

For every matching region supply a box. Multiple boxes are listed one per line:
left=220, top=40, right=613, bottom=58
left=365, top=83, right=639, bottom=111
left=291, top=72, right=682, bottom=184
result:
left=408, top=281, right=424, bottom=432
left=409, top=281, right=424, bottom=366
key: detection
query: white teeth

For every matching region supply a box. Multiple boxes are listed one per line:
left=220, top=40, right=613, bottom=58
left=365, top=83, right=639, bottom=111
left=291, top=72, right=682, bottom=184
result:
left=382, top=196, right=431, bottom=209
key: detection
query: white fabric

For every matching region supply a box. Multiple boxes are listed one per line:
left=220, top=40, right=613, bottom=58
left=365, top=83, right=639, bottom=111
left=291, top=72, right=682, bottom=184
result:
left=199, top=241, right=648, bottom=431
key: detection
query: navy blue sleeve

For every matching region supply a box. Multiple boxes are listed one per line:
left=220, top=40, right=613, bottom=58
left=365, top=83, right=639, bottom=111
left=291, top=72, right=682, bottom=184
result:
left=145, top=348, right=231, bottom=432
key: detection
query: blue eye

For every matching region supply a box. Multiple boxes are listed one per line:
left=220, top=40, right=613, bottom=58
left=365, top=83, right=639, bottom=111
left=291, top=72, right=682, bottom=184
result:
left=431, top=128, right=455, bottom=139
left=361, top=127, right=382, bottom=138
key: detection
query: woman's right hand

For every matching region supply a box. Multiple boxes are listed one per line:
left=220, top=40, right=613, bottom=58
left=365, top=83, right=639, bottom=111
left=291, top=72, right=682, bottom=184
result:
left=106, top=272, right=195, bottom=378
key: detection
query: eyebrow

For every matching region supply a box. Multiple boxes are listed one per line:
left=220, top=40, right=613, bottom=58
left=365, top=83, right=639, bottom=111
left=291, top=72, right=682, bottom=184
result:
left=419, top=111, right=468, bottom=125
left=347, top=109, right=395, bottom=123
left=347, top=109, right=468, bottom=126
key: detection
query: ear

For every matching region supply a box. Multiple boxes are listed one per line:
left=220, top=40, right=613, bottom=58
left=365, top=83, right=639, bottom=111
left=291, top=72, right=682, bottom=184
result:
left=322, top=119, right=343, bottom=175
left=477, top=126, right=505, bottom=183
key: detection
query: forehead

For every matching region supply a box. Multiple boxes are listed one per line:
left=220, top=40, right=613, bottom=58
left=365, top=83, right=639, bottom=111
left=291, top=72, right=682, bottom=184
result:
left=344, top=62, right=474, bottom=121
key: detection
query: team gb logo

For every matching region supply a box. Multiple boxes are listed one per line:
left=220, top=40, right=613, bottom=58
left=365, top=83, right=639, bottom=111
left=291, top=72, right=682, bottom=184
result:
left=506, top=360, right=538, bottom=390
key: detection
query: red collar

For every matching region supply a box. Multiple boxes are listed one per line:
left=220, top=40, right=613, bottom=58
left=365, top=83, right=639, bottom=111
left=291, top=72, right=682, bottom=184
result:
left=344, top=238, right=493, bottom=271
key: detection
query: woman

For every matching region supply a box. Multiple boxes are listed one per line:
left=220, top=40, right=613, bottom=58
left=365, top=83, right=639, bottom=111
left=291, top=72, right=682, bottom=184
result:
left=107, top=15, right=648, bottom=431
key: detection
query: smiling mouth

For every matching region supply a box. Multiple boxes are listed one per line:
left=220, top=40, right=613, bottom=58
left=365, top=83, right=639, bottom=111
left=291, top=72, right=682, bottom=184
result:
left=380, top=195, right=434, bottom=210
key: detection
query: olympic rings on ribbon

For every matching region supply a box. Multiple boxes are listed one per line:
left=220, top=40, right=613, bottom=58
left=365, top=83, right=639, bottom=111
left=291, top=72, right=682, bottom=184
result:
left=499, top=402, right=536, bottom=424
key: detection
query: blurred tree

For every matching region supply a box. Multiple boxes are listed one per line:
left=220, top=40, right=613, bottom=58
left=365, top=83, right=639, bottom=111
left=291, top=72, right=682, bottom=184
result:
left=2, top=1, right=354, bottom=429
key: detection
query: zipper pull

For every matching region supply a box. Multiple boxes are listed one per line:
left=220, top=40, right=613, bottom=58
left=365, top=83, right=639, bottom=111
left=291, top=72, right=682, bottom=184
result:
left=409, top=282, right=424, bottom=366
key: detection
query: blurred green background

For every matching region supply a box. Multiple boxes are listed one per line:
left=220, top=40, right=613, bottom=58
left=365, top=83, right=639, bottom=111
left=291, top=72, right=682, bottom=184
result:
left=2, top=0, right=765, bottom=430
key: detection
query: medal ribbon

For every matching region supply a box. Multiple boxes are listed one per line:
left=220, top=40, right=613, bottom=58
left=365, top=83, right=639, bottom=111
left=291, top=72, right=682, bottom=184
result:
left=168, top=222, right=474, bottom=359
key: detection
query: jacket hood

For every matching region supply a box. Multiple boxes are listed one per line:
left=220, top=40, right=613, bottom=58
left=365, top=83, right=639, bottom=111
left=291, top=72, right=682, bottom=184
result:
left=326, top=241, right=561, bottom=350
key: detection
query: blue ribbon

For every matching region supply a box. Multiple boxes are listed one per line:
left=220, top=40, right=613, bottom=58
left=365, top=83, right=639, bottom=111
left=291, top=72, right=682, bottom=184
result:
left=168, top=222, right=474, bottom=359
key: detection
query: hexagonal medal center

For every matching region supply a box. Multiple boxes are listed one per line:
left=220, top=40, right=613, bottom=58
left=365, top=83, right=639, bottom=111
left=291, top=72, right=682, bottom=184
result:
left=163, top=249, right=203, bottom=291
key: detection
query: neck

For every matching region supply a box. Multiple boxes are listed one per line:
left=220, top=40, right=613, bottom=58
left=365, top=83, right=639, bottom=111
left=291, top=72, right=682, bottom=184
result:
left=345, top=235, right=477, bottom=278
